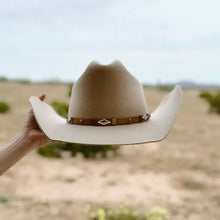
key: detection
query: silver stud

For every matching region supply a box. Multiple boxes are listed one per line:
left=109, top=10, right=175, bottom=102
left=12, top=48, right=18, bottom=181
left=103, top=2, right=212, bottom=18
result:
left=79, top=119, right=83, bottom=123
left=128, top=118, right=132, bottom=122
left=98, top=119, right=111, bottom=126
left=142, top=114, right=150, bottom=121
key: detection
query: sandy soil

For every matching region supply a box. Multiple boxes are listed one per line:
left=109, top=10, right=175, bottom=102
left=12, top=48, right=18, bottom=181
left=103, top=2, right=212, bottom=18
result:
left=0, top=82, right=220, bottom=220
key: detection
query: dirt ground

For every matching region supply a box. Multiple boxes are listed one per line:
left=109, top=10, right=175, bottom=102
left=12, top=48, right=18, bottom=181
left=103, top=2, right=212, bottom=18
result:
left=0, top=82, right=220, bottom=220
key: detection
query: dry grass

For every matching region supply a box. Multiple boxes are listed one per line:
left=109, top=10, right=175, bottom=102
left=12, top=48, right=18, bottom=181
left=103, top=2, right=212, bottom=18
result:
left=0, top=82, right=220, bottom=220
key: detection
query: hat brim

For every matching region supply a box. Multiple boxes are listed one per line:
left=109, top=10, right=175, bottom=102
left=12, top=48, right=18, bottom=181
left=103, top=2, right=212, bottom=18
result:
left=29, top=85, right=182, bottom=145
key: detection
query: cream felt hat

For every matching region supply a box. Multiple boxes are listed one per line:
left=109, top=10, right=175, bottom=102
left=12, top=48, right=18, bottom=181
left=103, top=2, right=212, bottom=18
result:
left=30, top=60, right=182, bottom=145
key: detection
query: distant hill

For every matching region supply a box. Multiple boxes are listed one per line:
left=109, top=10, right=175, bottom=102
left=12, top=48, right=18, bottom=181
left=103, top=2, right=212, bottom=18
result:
left=177, top=80, right=220, bottom=89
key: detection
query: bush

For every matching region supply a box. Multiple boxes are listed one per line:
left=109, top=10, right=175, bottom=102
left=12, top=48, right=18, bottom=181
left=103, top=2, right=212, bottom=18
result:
left=68, top=83, right=74, bottom=97
left=199, top=90, right=220, bottom=114
left=0, top=76, right=8, bottom=82
left=0, top=194, right=10, bottom=203
left=85, top=204, right=169, bottom=220
left=38, top=98, right=120, bottom=159
left=15, top=79, right=31, bottom=84
left=156, top=85, right=173, bottom=92
left=0, top=101, right=10, bottom=113
left=38, top=142, right=119, bottom=159
left=52, top=101, right=69, bottom=117
left=38, top=142, right=62, bottom=158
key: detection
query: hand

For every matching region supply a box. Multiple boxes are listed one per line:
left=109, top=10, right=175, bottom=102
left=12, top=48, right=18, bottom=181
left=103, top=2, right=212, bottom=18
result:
left=22, top=94, right=51, bottom=148
left=0, top=94, right=52, bottom=175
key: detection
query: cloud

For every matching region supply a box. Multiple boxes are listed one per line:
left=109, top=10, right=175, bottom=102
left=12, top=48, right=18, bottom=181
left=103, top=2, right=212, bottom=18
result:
left=0, top=0, right=219, bottom=83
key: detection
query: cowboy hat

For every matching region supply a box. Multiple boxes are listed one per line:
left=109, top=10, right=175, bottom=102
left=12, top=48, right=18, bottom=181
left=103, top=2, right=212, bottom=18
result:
left=30, top=60, right=182, bottom=145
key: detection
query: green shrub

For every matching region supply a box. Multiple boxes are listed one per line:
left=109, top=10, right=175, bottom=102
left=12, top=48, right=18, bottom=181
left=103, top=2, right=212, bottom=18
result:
left=52, top=101, right=69, bottom=117
left=199, top=90, right=220, bottom=114
left=68, top=83, right=74, bottom=97
left=180, top=177, right=205, bottom=190
left=38, top=98, right=120, bottom=159
left=0, top=194, right=10, bottom=203
left=38, top=142, right=62, bottom=158
left=0, top=76, right=8, bottom=82
left=15, top=79, right=31, bottom=84
left=145, top=206, right=169, bottom=220
left=38, top=142, right=119, bottom=159
left=85, top=204, right=169, bottom=220
left=0, top=101, right=10, bottom=113
left=156, top=85, right=173, bottom=92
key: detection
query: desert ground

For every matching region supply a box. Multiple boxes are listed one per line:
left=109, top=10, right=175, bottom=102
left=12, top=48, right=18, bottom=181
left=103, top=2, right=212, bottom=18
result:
left=0, top=82, right=220, bottom=220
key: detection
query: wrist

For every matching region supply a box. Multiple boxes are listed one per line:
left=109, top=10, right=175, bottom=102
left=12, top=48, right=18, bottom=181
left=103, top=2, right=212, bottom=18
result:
left=16, top=130, right=33, bottom=150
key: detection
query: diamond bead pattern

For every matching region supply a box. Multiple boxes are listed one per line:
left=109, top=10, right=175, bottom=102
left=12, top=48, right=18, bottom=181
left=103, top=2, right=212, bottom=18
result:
left=98, top=119, right=111, bottom=126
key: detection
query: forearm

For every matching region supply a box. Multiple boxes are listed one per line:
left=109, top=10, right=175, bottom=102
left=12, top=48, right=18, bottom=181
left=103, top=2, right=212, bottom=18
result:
left=0, top=131, right=34, bottom=175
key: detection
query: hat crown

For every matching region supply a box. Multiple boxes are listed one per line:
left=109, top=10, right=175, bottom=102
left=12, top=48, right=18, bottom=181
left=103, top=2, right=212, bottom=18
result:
left=68, top=60, right=148, bottom=118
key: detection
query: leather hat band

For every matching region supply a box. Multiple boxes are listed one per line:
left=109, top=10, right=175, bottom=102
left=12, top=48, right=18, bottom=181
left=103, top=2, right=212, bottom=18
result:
left=66, top=113, right=151, bottom=126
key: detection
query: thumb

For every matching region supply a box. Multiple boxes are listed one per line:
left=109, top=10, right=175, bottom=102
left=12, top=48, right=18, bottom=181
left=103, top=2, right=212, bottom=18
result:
left=39, top=94, right=46, bottom=101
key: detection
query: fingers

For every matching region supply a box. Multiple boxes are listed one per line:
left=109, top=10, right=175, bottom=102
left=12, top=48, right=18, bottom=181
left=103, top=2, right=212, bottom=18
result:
left=28, top=94, right=46, bottom=120
left=39, top=94, right=46, bottom=101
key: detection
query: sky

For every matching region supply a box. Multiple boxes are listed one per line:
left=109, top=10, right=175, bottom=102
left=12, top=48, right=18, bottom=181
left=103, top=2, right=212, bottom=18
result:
left=0, top=0, right=220, bottom=84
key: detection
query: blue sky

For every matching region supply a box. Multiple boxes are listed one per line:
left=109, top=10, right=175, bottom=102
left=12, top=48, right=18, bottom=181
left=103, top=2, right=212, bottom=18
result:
left=0, top=0, right=220, bottom=84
